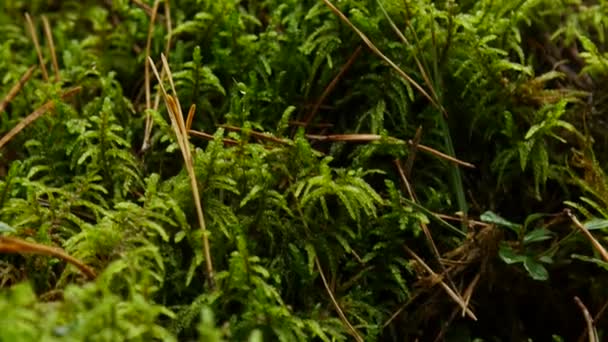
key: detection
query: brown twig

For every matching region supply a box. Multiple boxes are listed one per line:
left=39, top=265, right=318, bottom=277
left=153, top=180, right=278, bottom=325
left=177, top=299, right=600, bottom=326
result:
left=0, top=65, right=36, bottom=114
left=0, top=87, right=82, bottom=150
left=163, top=0, right=173, bottom=56
left=394, top=160, right=463, bottom=315
left=188, top=129, right=239, bottom=146
left=301, top=45, right=363, bottom=127
left=25, top=13, right=49, bottom=82
left=574, top=296, right=599, bottom=342
left=149, top=55, right=215, bottom=287
left=405, top=126, right=422, bottom=177
left=315, top=257, right=364, bottom=342
left=577, top=298, right=608, bottom=342
left=141, top=0, right=162, bottom=152
left=306, top=133, right=475, bottom=168
left=41, top=16, right=60, bottom=82
left=0, top=236, right=96, bottom=279
left=220, top=124, right=291, bottom=145
left=404, top=245, right=477, bottom=320
left=186, top=104, right=196, bottom=131
left=320, top=0, right=442, bottom=113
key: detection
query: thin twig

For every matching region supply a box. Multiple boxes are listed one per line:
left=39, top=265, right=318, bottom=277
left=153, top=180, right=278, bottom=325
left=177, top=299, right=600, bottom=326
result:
left=301, top=45, right=363, bottom=127
left=186, top=104, right=196, bottom=131
left=395, top=160, right=463, bottom=312
left=0, top=236, right=96, bottom=279
left=306, top=133, right=475, bottom=168
left=0, top=87, right=82, bottom=149
left=405, top=126, right=422, bottom=177
left=577, top=298, right=608, bottom=342
left=320, top=0, right=442, bottom=113
left=25, top=13, right=49, bottom=82
left=163, top=0, right=173, bottom=56
left=404, top=245, right=477, bottom=320
left=315, top=257, right=364, bottom=342
left=149, top=55, right=215, bottom=287
left=574, top=296, right=599, bottom=342
left=141, top=0, right=162, bottom=152
left=188, top=129, right=239, bottom=146
left=461, top=272, right=480, bottom=317
left=0, top=65, right=36, bottom=114
left=41, top=16, right=60, bottom=82
left=221, top=124, right=291, bottom=145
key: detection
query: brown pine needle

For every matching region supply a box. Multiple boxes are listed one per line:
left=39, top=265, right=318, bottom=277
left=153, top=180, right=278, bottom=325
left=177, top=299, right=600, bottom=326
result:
left=0, top=236, right=96, bottom=279
left=315, top=257, right=364, bottom=342
left=574, top=296, right=599, bottom=342
left=305, top=133, right=475, bottom=168
left=41, top=16, right=60, bottom=82
left=0, top=86, right=82, bottom=150
left=404, top=245, right=477, bottom=321
left=188, top=129, right=239, bottom=146
left=25, top=13, right=49, bottom=82
left=163, top=0, right=173, bottom=56
left=141, top=0, right=162, bottom=152
left=148, top=56, right=215, bottom=287
left=0, top=65, right=36, bottom=114
left=302, top=45, right=363, bottom=127
left=320, top=0, right=442, bottom=112
left=220, top=124, right=290, bottom=145
left=186, top=104, right=196, bottom=131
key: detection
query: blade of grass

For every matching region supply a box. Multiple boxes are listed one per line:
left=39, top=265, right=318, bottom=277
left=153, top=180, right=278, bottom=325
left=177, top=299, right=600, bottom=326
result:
left=0, top=65, right=36, bottom=114
left=148, top=56, right=215, bottom=287
left=25, top=13, right=49, bottom=82
left=41, top=15, right=60, bottom=82
left=0, top=236, right=96, bottom=279
left=0, top=87, right=82, bottom=149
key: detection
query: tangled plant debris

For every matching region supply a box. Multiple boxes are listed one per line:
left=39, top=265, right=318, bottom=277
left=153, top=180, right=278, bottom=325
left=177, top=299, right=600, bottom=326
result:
left=1, top=0, right=608, bottom=341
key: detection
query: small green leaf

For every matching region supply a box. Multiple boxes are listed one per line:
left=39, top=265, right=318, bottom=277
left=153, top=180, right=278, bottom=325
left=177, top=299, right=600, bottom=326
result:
left=583, top=218, right=608, bottom=231
left=0, top=221, right=15, bottom=233
left=498, top=244, right=526, bottom=264
left=481, top=211, right=520, bottom=233
left=523, top=228, right=553, bottom=245
left=571, top=254, right=608, bottom=271
left=523, top=257, right=549, bottom=281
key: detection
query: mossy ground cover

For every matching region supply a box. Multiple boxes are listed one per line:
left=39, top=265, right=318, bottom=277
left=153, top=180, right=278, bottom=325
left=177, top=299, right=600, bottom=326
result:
left=1, top=0, right=608, bottom=341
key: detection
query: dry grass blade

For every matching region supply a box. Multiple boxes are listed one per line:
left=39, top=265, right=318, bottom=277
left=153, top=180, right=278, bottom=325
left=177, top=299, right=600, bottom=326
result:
left=189, top=129, right=239, bottom=146
left=0, top=236, right=96, bottom=279
left=301, top=45, right=363, bottom=127
left=306, top=133, right=475, bottom=168
left=321, top=0, right=441, bottom=112
left=0, top=87, right=82, bottom=149
left=220, top=124, right=291, bottom=145
left=25, top=13, right=49, bottom=82
left=410, top=140, right=475, bottom=168
left=404, top=245, right=477, bottom=321
left=394, top=160, right=462, bottom=308
left=0, top=65, right=36, bottom=114
left=141, top=0, right=162, bottom=152
left=405, top=126, right=423, bottom=177
left=461, top=272, right=480, bottom=317
left=315, top=257, right=364, bottom=342
left=186, top=104, right=196, bottom=131
left=376, top=0, right=442, bottom=112
left=41, top=16, right=60, bottom=82
left=574, top=296, right=599, bottom=342
left=163, top=0, right=173, bottom=55
left=566, top=209, right=608, bottom=262
left=148, top=56, right=215, bottom=287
